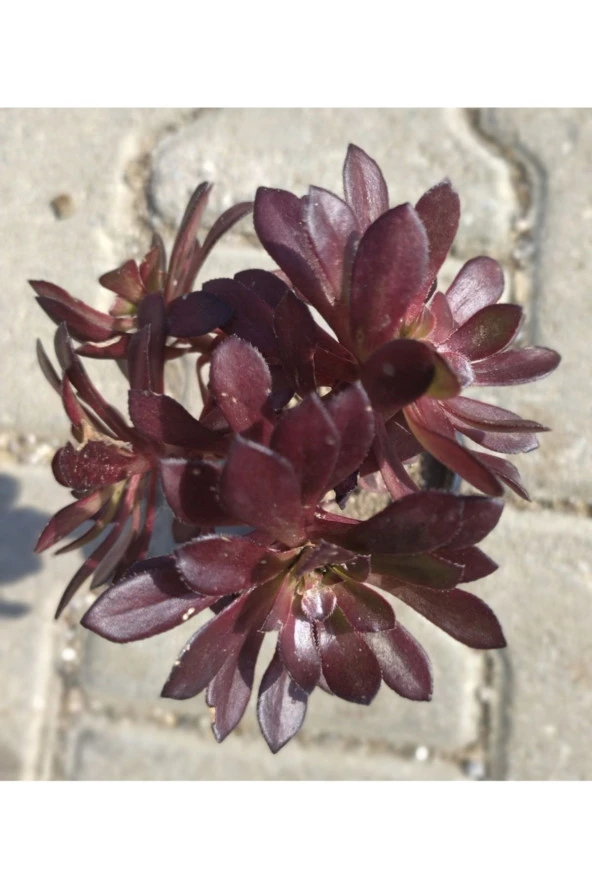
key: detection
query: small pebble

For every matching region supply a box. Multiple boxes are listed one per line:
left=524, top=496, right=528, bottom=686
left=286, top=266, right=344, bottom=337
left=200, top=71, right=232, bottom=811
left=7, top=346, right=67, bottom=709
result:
left=50, top=193, right=76, bottom=220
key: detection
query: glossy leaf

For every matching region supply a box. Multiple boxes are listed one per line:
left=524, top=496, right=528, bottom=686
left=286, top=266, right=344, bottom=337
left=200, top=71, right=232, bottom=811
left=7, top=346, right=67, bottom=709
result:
left=366, top=624, right=433, bottom=701
left=406, top=404, right=504, bottom=496
left=31, top=280, right=122, bottom=343
left=317, top=608, right=381, bottom=704
left=334, top=580, right=395, bottom=632
left=390, top=584, right=507, bottom=649
left=254, top=187, right=333, bottom=319
left=350, top=204, right=428, bottom=356
left=414, top=180, right=461, bottom=304
left=301, top=586, right=337, bottom=622
left=221, top=437, right=305, bottom=546
left=444, top=303, right=522, bottom=360
left=341, top=491, right=464, bottom=555
left=305, top=185, right=358, bottom=299
left=324, top=382, right=376, bottom=489
left=129, top=391, right=224, bottom=451
left=360, top=339, right=436, bottom=416
left=160, top=459, right=231, bottom=526
left=279, top=605, right=321, bottom=693
left=167, top=290, right=234, bottom=338
left=273, top=290, right=318, bottom=394
left=271, top=394, right=339, bottom=506
left=175, top=534, right=285, bottom=597
left=81, top=557, right=212, bottom=642
left=207, top=628, right=264, bottom=742
left=35, top=488, right=108, bottom=553
left=209, top=335, right=272, bottom=435
left=445, top=256, right=505, bottom=326
left=476, top=452, right=531, bottom=500
left=371, top=552, right=464, bottom=589
left=342, top=144, right=389, bottom=233
left=472, top=347, right=561, bottom=386
left=257, top=646, right=309, bottom=753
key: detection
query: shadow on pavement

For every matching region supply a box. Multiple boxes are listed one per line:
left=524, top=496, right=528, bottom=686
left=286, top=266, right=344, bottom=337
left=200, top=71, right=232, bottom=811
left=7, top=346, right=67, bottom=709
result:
left=0, top=473, right=53, bottom=617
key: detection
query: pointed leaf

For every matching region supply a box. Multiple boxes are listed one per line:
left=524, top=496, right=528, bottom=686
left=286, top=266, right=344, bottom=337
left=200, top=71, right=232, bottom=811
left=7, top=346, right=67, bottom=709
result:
left=371, top=552, right=464, bottom=589
left=334, top=580, right=395, bottom=632
left=350, top=204, right=428, bottom=356
left=343, top=144, right=389, bottom=232
left=35, top=489, right=108, bottom=553
left=305, top=185, right=358, bottom=299
left=36, top=339, right=61, bottom=393
left=81, top=557, right=213, bottom=642
left=175, top=534, right=286, bottom=597
left=31, top=280, right=121, bottom=343
left=99, top=260, right=144, bottom=302
left=257, top=646, right=309, bottom=753
left=438, top=546, right=498, bottom=582
left=254, top=187, right=334, bottom=319
left=366, top=624, right=433, bottom=701
left=199, top=201, right=254, bottom=269
left=161, top=595, right=247, bottom=700
left=317, top=608, right=381, bottom=704
left=445, top=257, right=505, bottom=326
left=129, top=391, right=224, bottom=451
left=390, top=585, right=506, bottom=649
left=273, top=290, right=318, bottom=393
left=160, top=459, right=231, bottom=526
left=341, top=491, right=464, bottom=555
left=221, top=437, right=305, bottom=546
left=271, top=394, right=339, bottom=506
left=444, top=303, right=523, bottom=361
left=165, top=181, right=212, bottom=303
left=209, top=336, right=272, bottom=434
left=472, top=347, right=561, bottom=386
left=444, top=495, right=504, bottom=548
left=406, top=404, right=504, bottom=496
left=207, top=628, right=264, bottom=742
left=414, top=180, right=460, bottom=303
left=279, top=604, right=321, bottom=693
left=475, top=452, right=531, bottom=500
left=324, top=382, right=376, bottom=489
left=167, top=289, right=234, bottom=338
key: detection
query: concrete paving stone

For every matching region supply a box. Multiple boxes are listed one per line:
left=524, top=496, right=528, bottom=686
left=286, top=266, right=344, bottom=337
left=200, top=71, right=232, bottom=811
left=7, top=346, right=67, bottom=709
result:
left=61, top=713, right=467, bottom=781
left=475, top=504, right=592, bottom=780
left=474, top=110, right=592, bottom=502
left=0, top=108, right=188, bottom=439
left=0, top=464, right=74, bottom=778
left=150, top=108, right=518, bottom=262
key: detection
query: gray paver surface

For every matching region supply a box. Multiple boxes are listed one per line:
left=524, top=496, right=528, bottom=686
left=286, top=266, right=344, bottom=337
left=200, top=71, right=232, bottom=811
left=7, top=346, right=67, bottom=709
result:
left=1, top=108, right=590, bottom=780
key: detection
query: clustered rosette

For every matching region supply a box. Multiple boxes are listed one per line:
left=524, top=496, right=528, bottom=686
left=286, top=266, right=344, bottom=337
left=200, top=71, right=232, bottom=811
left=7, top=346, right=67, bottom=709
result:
left=33, top=147, right=560, bottom=752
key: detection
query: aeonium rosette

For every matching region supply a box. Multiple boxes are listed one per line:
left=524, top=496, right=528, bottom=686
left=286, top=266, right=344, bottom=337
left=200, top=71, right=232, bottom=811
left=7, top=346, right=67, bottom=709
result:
left=252, top=144, right=560, bottom=500
left=81, top=344, right=505, bottom=752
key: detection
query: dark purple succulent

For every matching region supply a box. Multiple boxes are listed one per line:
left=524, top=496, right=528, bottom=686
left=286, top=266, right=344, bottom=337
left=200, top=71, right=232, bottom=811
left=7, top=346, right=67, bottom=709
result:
left=31, top=181, right=251, bottom=361
left=82, top=377, right=505, bottom=751
left=253, top=144, right=560, bottom=500
left=32, top=149, right=559, bottom=754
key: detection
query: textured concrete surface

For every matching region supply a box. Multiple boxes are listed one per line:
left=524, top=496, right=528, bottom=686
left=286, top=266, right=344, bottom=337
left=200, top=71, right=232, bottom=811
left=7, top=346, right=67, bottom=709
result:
left=1, top=108, right=589, bottom=780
